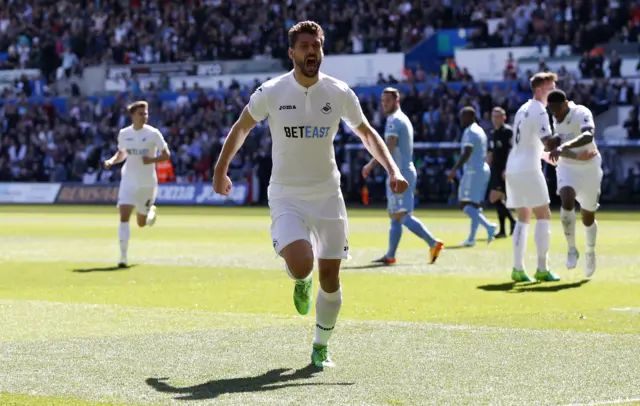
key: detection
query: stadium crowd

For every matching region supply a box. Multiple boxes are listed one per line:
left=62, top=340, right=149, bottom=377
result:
left=2, top=0, right=639, bottom=78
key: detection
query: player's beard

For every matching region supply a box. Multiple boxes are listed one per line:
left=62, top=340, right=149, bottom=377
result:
left=295, top=54, right=321, bottom=78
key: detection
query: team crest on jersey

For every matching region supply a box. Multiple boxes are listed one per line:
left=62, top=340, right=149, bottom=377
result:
left=321, top=103, right=332, bottom=114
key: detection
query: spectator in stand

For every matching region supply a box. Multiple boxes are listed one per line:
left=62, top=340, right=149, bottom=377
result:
left=623, top=109, right=640, bottom=140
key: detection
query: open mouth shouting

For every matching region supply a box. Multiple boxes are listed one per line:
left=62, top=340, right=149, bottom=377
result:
left=304, top=56, right=318, bottom=72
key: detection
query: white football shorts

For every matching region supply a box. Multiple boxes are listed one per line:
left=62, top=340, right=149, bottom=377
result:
left=506, top=170, right=550, bottom=209
left=556, top=160, right=603, bottom=212
left=269, top=193, right=349, bottom=260
left=117, top=183, right=158, bottom=215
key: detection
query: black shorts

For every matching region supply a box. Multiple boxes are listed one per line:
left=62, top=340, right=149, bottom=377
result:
left=489, top=168, right=506, bottom=193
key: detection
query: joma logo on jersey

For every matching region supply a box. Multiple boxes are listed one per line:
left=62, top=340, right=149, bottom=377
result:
left=279, top=105, right=297, bottom=110
left=126, top=148, right=150, bottom=156
left=284, top=126, right=331, bottom=139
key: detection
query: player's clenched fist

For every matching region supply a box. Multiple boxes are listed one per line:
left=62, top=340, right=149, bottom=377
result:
left=103, top=159, right=114, bottom=169
left=388, top=172, right=408, bottom=194
left=212, top=168, right=232, bottom=195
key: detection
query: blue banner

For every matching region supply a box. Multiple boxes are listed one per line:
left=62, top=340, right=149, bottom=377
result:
left=54, top=182, right=248, bottom=206
left=405, top=28, right=471, bottom=73
left=155, top=183, right=248, bottom=206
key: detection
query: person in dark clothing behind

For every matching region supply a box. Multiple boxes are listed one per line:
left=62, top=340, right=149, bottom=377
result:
left=487, top=107, right=516, bottom=238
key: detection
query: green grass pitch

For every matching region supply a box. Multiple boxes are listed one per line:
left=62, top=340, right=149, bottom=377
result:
left=0, top=205, right=639, bottom=406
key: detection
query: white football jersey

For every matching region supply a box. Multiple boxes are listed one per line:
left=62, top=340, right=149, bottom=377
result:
left=506, top=99, right=552, bottom=174
left=553, top=102, right=597, bottom=166
left=117, top=124, right=168, bottom=187
left=247, top=70, right=366, bottom=200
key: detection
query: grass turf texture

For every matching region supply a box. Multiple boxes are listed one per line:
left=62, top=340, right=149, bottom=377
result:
left=0, top=205, right=639, bottom=406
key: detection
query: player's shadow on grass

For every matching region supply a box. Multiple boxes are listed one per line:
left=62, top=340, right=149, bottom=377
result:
left=145, top=364, right=354, bottom=400
left=477, top=279, right=590, bottom=293
left=72, top=264, right=137, bottom=273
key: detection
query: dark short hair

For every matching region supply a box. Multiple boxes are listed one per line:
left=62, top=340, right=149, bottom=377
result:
left=460, top=106, right=476, bottom=117
left=288, top=21, right=325, bottom=48
left=127, top=101, right=148, bottom=115
left=530, top=71, right=558, bottom=89
left=547, top=89, right=567, bottom=104
left=382, top=87, right=400, bottom=100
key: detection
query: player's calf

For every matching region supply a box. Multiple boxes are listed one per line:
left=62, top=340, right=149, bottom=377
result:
left=281, top=240, right=315, bottom=315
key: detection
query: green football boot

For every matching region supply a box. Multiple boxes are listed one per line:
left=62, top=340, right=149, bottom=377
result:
left=511, top=268, right=534, bottom=282
left=534, top=269, right=561, bottom=282
left=293, top=278, right=313, bottom=315
left=311, top=344, right=334, bottom=368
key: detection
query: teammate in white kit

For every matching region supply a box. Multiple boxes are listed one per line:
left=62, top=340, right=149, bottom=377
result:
left=212, top=21, right=407, bottom=369
left=505, top=72, right=560, bottom=283
left=103, top=101, right=171, bottom=268
left=547, top=89, right=602, bottom=277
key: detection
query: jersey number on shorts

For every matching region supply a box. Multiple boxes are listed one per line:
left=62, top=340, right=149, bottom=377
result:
left=515, top=122, right=521, bottom=144
left=145, top=199, right=151, bottom=208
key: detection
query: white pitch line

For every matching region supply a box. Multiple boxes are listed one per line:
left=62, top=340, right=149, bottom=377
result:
left=563, top=397, right=640, bottom=406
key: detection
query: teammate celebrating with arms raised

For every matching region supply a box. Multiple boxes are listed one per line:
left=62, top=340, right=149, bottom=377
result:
left=103, top=101, right=171, bottom=268
left=362, top=87, right=444, bottom=265
left=212, top=21, right=407, bottom=369
left=547, top=89, right=601, bottom=277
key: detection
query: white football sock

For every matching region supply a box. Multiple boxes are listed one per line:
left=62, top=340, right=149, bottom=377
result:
left=535, top=220, right=551, bottom=271
left=560, top=207, right=576, bottom=248
left=585, top=221, right=598, bottom=253
left=512, top=221, right=529, bottom=271
left=118, top=221, right=130, bottom=259
left=314, top=286, right=342, bottom=347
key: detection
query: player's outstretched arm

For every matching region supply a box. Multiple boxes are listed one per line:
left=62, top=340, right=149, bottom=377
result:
left=213, top=106, right=258, bottom=195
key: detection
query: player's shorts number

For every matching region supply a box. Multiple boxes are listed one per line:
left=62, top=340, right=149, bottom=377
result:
left=145, top=199, right=151, bottom=208
left=515, top=123, right=521, bottom=144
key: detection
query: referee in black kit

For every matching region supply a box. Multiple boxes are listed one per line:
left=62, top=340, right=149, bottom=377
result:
left=487, top=107, right=516, bottom=238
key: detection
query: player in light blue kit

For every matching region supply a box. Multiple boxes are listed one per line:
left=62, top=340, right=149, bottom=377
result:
left=447, top=106, right=497, bottom=246
left=363, top=88, right=444, bottom=264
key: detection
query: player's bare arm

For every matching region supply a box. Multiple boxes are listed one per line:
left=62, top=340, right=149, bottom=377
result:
left=354, top=122, right=407, bottom=193
left=549, top=130, right=598, bottom=162
left=104, top=149, right=127, bottom=169
left=362, top=135, right=396, bottom=178
left=213, top=106, right=258, bottom=195
left=142, top=147, right=171, bottom=165
left=447, top=146, right=473, bottom=183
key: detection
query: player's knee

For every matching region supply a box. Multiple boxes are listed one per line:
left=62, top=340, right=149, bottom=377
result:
left=136, top=215, right=147, bottom=227
left=581, top=211, right=595, bottom=227
left=318, top=260, right=341, bottom=293
left=390, top=212, right=406, bottom=222
left=282, top=240, right=314, bottom=279
left=532, top=205, right=551, bottom=220
left=559, top=187, right=576, bottom=210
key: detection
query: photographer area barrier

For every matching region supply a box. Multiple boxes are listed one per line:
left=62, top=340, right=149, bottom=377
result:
left=0, top=182, right=248, bottom=206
